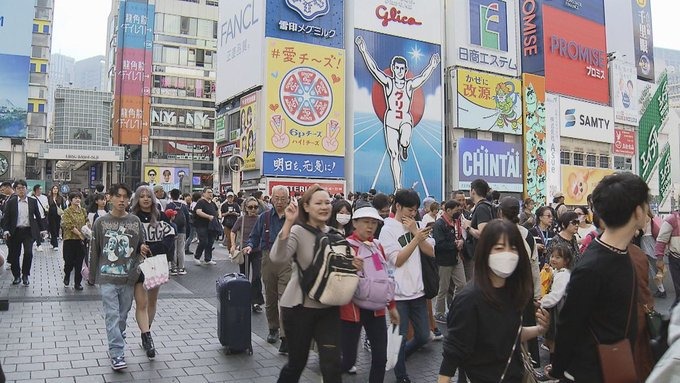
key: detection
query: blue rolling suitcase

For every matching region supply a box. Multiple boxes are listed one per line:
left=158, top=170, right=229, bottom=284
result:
left=216, top=272, right=253, bottom=355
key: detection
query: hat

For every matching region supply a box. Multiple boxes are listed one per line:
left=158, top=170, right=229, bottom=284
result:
left=153, top=185, right=164, bottom=192
left=164, top=208, right=177, bottom=219
left=227, top=191, right=235, bottom=197
left=498, top=197, right=520, bottom=219
left=553, top=192, right=564, bottom=199
left=352, top=206, right=383, bottom=222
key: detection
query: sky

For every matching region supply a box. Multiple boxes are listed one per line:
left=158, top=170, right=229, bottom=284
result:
left=50, top=0, right=680, bottom=61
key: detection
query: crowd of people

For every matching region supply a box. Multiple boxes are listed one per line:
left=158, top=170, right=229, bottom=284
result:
left=1, top=173, right=679, bottom=382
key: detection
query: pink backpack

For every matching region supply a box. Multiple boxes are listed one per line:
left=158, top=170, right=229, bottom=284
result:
left=346, top=237, right=396, bottom=311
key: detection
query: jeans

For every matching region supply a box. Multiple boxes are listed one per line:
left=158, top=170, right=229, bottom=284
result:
left=63, top=239, right=86, bottom=286
left=100, top=283, right=134, bottom=359
left=172, top=233, right=186, bottom=270
left=394, top=296, right=430, bottom=380
left=278, top=306, right=342, bottom=383
left=262, top=251, right=292, bottom=337
left=434, top=263, right=466, bottom=317
left=341, top=310, right=388, bottom=383
left=669, top=255, right=680, bottom=307
left=239, top=251, right=264, bottom=305
left=194, top=226, right=215, bottom=262
left=7, top=227, right=35, bottom=278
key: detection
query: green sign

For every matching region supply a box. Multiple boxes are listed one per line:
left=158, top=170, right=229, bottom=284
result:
left=215, top=115, right=226, bottom=141
left=659, top=143, right=671, bottom=205
left=638, top=72, right=669, bottom=182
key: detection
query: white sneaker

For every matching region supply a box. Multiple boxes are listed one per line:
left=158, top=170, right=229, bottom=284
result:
left=348, top=366, right=357, bottom=375
left=204, top=260, right=217, bottom=265
left=194, top=258, right=202, bottom=266
left=53, top=247, right=59, bottom=251
left=36, top=245, right=43, bottom=252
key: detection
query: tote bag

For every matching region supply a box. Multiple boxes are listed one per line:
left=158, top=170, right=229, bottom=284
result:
left=139, top=254, right=170, bottom=290
left=385, top=324, right=402, bottom=371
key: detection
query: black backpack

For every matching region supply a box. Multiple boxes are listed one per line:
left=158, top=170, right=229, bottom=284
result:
left=167, top=201, right=187, bottom=229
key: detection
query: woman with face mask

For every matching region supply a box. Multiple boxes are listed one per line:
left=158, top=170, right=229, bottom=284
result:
left=328, top=199, right=353, bottom=237
left=438, top=219, right=549, bottom=383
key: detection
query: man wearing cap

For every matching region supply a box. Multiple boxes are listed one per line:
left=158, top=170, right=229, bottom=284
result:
left=553, top=192, right=568, bottom=219
left=219, top=191, right=240, bottom=249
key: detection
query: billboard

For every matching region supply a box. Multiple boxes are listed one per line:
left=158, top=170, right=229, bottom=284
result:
left=561, top=165, right=615, bottom=206
left=638, top=72, right=669, bottom=182
left=143, top=166, right=191, bottom=192
left=262, top=152, right=344, bottom=178
left=659, top=143, right=671, bottom=204
left=113, top=0, right=154, bottom=145
left=543, top=5, right=609, bottom=104
left=265, top=0, right=343, bottom=48
left=0, top=2, right=34, bottom=138
left=545, top=93, right=561, bottom=200
left=239, top=91, right=258, bottom=170
left=456, top=68, right=522, bottom=134
left=613, top=128, right=635, bottom=156
left=632, top=0, right=654, bottom=82
left=449, top=0, right=519, bottom=76
left=520, top=0, right=545, bottom=74
left=215, top=114, right=226, bottom=142
left=544, top=0, right=605, bottom=24
left=458, top=138, right=523, bottom=192
left=216, top=0, right=265, bottom=103
left=611, top=61, right=639, bottom=126
left=267, top=178, right=346, bottom=197
left=161, top=140, right=214, bottom=161
left=353, top=28, right=443, bottom=198
left=354, top=0, right=442, bottom=44
left=559, top=96, right=614, bottom=143
left=523, top=74, right=547, bottom=205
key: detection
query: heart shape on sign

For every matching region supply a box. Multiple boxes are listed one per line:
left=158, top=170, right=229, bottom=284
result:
left=269, top=104, right=279, bottom=112
left=331, top=74, right=341, bottom=83
left=272, top=71, right=279, bottom=78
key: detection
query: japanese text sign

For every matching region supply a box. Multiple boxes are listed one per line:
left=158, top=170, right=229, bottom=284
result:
left=613, top=129, right=635, bottom=156
left=265, top=0, right=343, bottom=48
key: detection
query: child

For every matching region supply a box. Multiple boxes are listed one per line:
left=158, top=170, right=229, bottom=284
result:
left=539, top=243, right=573, bottom=369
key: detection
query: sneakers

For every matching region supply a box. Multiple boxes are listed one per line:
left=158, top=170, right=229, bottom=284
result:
left=53, top=247, right=59, bottom=251
left=74, top=285, right=83, bottom=291
left=252, top=304, right=263, bottom=313
left=267, top=329, right=279, bottom=344
left=111, top=356, right=127, bottom=370
left=64, top=274, right=70, bottom=286
left=432, top=327, right=444, bottom=341
left=141, top=332, right=156, bottom=359
left=434, top=313, right=447, bottom=324
left=363, top=337, right=371, bottom=352
left=194, top=258, right=202, bottom=266
left=278, top=337, right=288, bottom=354
left=170, top=268, right=178, bottom=276
left=36, top=245, right=44, bottom=252
left=204, top=260, right=217, bottom=265
left=347, top=365, right=357, bottom=375
left=177, top=268, right=187, bottom=275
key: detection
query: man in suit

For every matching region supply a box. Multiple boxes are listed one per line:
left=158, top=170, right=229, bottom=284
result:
left=1, top=180, right=45, bottom=285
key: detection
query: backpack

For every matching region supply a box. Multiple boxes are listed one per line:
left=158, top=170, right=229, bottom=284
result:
left=296, top=225, right=359, bottom=306
left=166, top=201, right=186, bottom=229
left=346, top=237, right=396, bottom=311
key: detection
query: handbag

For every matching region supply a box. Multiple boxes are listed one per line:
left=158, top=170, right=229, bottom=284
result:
left=138, top=253, right=170, bottom=290
left=208, top=216, right=222, bottom=234
left=420, top=252, right=439, bottom=299
left=385, top=324, right=402, bottom=371
left=229, top=216, right=246, bottom=265
left=81, top=262, right=89, bottom=282
left=645, top=305, right=671, bottom=361
left=57, top=206, right=64, bottom=216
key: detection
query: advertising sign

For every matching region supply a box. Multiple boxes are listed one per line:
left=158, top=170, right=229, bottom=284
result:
left=559, top=96, right=614, bottom=143
left=354, top=0, right=443, bottom=44
left=262, top=152, right=344, bottom=178
left=267, top=178, right=346, bottom=197
left=632, top=0, right=654, bottom=82
left=239, top=92, right=258, bottom=170
left=162, top=140, right=214, bottom=161
left=456, top=68, right=523, bottom=134
left=611, top=61, right=639, bottom=126
left=217, top=0, right=265, bottom=103
left=561, top=165, right=615, bottom=205
left=523, top=74, right=547, bottom=205
left=353, top=28, right=443, bottom=198
left=449, top=0, right=519, bottom=76
left=215, top=115, right=226, bottom=142
left=545, top=93, right=561, bottom=200
left=143, top=166, right=191, bottom=192
left=217, top=142, right=237, bottom=158
left=151, top=107, right=212, bottom=129
left=0, top=2, right=34, bottom=138
left=543, top=5, right=609, bottom=104
left=113, top=0, right=154, bottom=145
left=544, top=0, right=605, bottom=24
left=659, top=143, right=671, bottom=204
left=638, top=72, right=669, bottom=182
left=458, top=138, right=523, bottom=192
left=265, top=0, right=343, bottom=48
left=265, top=38, right=345, bottom=159
left=613, top=128, right=635, bottom=156
left=520, top=0, right=545, bottom=75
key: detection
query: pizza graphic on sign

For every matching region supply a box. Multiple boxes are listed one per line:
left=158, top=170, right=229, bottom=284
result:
left=279, top=67, right=333, bottom=126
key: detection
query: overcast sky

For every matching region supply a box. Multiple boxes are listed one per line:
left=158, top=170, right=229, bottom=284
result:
left=51, top=0, right=680, bottom=60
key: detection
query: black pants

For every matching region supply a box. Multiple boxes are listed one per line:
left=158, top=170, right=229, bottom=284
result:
left=669, top=255, right=680, bottom=307
left=63, top=239, right=86, bottom=286
left=239, top=251, right=264, bottom=305
left=7, top=227, right=35, bottom=278
left=341, top=310, right=388, bottom=383
left=48, top=214, right=60, bottom=248
left=278, top=306, right=342, bottom=383
left=194, top=226, right=215, bottom=262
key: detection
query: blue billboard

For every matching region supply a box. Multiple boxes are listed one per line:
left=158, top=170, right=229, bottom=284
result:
left=458, top=138, right=523, bottom=192
left=265, top=0, right=344, bottom=48
left=543, top=0, right=605, bottom=24
left=520, top=0, right=545, bottom=75
left=263, top=152, right=344, bottom=178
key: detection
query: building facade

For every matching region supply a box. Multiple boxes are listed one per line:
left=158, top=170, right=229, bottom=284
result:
left=74, top=55, right=107, bottom=91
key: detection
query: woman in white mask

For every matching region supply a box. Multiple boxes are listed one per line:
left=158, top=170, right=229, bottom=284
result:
left=438, top=219, right=550, bottom=383
left=328, top=199, right=354, bottom=237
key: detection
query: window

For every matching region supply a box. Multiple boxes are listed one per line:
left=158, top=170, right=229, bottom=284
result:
left=599, top=155, right=610, bottom=169
left=28, top=103, right=34, bottom=112
left=197, top=19, right=214, bottom=38
left=491, top=132, right=504, bottom=142
left=43, top=25, right=49, bottom=34
left=463, top=130, right=477, bottom=139
left=33, top=24, right=39, bottom=33
left=164, top=14, right=180, bottom=35
left=614, top=156, right=632, bottom=171
left=586, top=154, right=596, bottom=167
left=560, top=151, right=571, bottom=165
left=573, top=152, right=584, bottom=166
left=30, top=63, right=37, bottom=72
left=38, top=103, right=45, bottom=113
left=180, top=16, right=190, bottom=35
left=40, top=64, right=47, bottom=72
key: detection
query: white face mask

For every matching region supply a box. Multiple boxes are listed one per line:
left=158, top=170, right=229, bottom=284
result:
left=488, top=251, right=519, bottom=279
left=336, top=213, right=351, bottom=225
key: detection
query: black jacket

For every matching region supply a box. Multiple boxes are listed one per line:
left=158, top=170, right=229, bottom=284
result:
left=432, top=217, right=460, bottom=266
left=1, top=195, right=45, bottom=241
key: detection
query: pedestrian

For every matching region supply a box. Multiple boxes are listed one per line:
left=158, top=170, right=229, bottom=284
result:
left=193, top=187, right=218, bottom=265
left=552, top=192, right=568, bottom=219
left=242, top=185, right=291, bottom=353
left=153, top=185, right=168, bottom=210
left=574, top=206, right=596, bottom=245
left=47, top=184, right=66, bottom=251
left=438, top=219, right=549, bottom=383
left=370, top=192, right=391, bottom=238
left=519, top=197, right=535, bottom=228
left=421, top=201, right=440, bottom=227
left=230, top=196, right=264, bottom=312
left=61, top=192, right=88, bottom=290
left=328, top=199, right=353, bottom=236
left=167, top=189, right=189, bottom=276
left=87, top=193, right=109, bottom=226
left=549, top=172, right=650, bottom=382
left=654, top=209, right=680, bottom=307
left=340, top=206, right=400, bottom=381
left=546, top=211, right=581, bottom=265
left=31, top=184, right=49, bottom=252
left=1, top=180, right=45, bottom=285
left=88, top=183, right=148, bottom=370
left=461, top=179, right=494, bottom=282
left=529, top=206, right=556, bottom=267
left=641, top=211, right=665, bottom=298
left=184, top=192, right=196, bottom=255
left=220, top=191, right=240, bottom=248
left=379, top=188, right=435, bottom=383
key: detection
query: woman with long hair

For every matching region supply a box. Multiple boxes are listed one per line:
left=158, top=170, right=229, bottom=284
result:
left=327, top=199, right=353, bottom=237
left=230, top=196, right=265, bottom=312
left=47, top=184, right=66, bottom=251
left=438, top=220, right=549, bottom=383
left=61, top=192, right=88, bottom=290
left=129, top=185, right=176, bottom=359
left=87, top=193, right=109, bottom=226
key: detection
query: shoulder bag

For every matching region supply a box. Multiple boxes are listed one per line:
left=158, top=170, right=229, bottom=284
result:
left=230, top=216, right=246, bottom=265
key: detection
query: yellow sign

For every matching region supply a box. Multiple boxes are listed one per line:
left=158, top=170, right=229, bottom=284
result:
left=265, top=38, right=345, bottom=156
left=561, top=165, right=615, bottom=205
left=239, top=92, right=258, bottom=171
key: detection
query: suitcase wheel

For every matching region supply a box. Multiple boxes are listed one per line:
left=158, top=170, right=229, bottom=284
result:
left=247, top=347, right=253, bottom=356
left=224, top=347, right=231, bottom=355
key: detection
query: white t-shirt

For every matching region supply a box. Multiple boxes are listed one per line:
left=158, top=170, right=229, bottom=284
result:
left=421, top=213, right=436, bottom=226
left=32, top=194, right=49, bottom=219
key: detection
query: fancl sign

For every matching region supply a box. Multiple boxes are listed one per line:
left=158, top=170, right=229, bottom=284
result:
left=219, top=0, right=259, bottom=47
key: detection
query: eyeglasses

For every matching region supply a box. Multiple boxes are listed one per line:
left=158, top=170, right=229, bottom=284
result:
left=570, top=219, right=580, bottom=226
left=272, top=197, right=288, bottom=202
left=246, top=205, right=258, bottom=210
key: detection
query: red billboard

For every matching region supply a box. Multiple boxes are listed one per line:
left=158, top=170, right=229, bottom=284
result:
left=543, top=5, right=609, bottom=104
left=613, top=128, right=635, bottom=156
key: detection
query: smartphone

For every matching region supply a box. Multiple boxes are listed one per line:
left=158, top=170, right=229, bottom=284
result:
left=426, top=222, right=435, bottom=228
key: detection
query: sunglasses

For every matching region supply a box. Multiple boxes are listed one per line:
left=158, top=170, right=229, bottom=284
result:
left=246, top=205, right=258, bottom=210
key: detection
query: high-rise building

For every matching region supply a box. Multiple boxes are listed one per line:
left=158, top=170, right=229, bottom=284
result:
left=106, top=0, right=218, bottom=190
left=74, top=55, right=107, bottom=91
left=47, top=53, right=75, bottom=131
left=654, top=47, right=680, bottom=108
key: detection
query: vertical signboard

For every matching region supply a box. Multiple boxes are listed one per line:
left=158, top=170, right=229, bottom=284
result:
left=215, top=115, right=226, bottom=142
left=449, top=0, right=519, bottom=76
left=239, top=92, right=259, bottom=170
left=456, top=68, right=523, bottom=134
left=113, top=0, right=154, bottom=145
left=520, top=0, right=544, bottom=75
left=544, top=93, right=561, bottom=200
left=523, top=74, right=547, bottom=206
left=611, top=61, right=639, bottom=126
left=638, top=72, right=668, bottom=182
left=658, top=143, right=671, bottom=204
left=457, top=138, right=523, bottom=192
left=613, top=128, right=636, bottom=156
left=353, top=0, right=443, bottom=198
left=265, top=0, right=343, bottom=48
left=0, top=2, right=33, bottom=138
left=632, top=0, right=654, bottom=82
left=216, top=0, right=265, bottom=103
